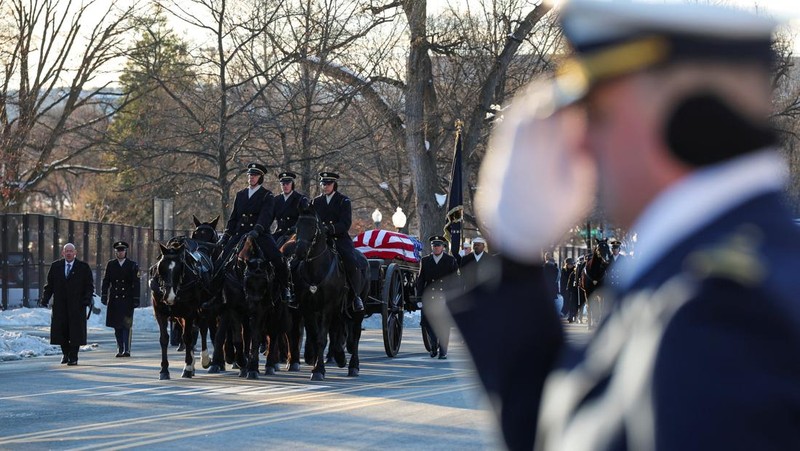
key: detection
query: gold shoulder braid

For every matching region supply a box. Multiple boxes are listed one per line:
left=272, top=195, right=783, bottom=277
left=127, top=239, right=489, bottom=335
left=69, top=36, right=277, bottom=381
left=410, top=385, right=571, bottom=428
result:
left=683, top=225, right=765, bottom=287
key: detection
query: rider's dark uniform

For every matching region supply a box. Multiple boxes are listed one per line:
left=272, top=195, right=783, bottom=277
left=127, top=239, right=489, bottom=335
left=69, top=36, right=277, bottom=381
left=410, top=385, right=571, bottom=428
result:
left=272, top=172, right=309, bottom=247
left=310, top=172, right=364, bottom=312
left=218, top=163, right=293, bottom=303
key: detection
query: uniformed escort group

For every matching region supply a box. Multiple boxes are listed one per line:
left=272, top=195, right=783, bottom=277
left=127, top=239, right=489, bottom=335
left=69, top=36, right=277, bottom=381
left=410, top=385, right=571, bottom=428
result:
left=217, top=162, right=295, bottom=305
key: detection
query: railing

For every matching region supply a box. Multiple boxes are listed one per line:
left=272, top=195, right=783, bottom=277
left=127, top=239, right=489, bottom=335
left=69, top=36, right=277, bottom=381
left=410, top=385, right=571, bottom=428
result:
left=0, top=213, right=190, bottom=310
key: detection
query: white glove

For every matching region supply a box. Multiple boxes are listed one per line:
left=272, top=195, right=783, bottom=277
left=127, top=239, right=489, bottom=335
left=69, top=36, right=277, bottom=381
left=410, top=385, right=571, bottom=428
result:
left=476, top=78, right=597, bottom=263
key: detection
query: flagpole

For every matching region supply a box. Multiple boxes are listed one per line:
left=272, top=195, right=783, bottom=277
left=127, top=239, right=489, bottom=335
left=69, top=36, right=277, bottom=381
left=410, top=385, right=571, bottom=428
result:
left=444, top=120, right=464, bottom=257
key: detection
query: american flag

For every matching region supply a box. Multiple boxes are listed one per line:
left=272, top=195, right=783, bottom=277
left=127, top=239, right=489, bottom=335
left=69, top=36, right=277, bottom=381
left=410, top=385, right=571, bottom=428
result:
left=354, top=230, right=421, bottom=263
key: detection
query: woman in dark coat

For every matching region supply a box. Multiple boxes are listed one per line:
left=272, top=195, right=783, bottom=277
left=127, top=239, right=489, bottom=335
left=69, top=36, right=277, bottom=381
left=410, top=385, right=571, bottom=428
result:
left=40, top=243, right=95, bottom=365
left=101, top=241, right=140, bottom=357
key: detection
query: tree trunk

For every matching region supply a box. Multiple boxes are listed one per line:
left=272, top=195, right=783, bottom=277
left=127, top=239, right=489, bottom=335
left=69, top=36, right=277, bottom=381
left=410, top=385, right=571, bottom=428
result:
left=405, top=0, right=443, bottom=242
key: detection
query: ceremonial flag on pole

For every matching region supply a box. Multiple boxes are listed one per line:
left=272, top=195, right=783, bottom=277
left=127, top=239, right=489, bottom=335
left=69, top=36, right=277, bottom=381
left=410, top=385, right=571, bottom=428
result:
left=444, top=121, right=464, bottom=255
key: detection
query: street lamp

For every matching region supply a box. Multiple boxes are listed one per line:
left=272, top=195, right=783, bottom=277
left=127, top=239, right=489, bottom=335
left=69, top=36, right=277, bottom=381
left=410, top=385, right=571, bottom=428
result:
left=391, top=207, right=407, bottom=233
left=371, top=208, right=382, bottom=229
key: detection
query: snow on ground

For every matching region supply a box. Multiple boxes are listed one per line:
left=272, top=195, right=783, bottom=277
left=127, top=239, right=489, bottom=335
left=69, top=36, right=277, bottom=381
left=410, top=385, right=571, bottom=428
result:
left=0, top=298, right=421, bottom=362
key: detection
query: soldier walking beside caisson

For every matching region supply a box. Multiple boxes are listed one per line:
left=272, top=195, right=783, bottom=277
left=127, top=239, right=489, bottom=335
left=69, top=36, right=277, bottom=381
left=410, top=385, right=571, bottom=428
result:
left=416, top=235, right=459, bottom=359
left=101, top=241, right=140, bottom=357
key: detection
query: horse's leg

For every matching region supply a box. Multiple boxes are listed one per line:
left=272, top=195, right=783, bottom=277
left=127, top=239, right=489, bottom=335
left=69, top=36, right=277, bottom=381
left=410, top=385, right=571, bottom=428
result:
left=238, top=313, right=250, bottom=378
left=304, top=312, right=324, bottom=381
left=209, top=311, right=227, bottom=373
left=347, top=311, right=364, bottom=377
left=199, top=314, right=211, bottom=369
left=181, top=317, right=196, bottom=378
left=157, top=313, right=171, bottom=380
left=265, top=331, right=281, bottom=375
left=287, top=310, right=302, bottom=371
left=246, top=311, right=262, bottom=379
left=330, top=315, right=346, bottom=369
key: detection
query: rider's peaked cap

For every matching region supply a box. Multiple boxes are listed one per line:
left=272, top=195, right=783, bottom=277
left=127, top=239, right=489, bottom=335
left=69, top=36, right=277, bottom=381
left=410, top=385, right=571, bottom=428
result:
left=472, top=236, right=486, bottom=244
left=246, top=163, right=267, bottom=176
left=113, top=241, right=129, bottom=250
left=319, top=172, right=340, bottom=182
left=278, top=172, right=297, bottom=182
left=552, top=0, right=778, bottom=106
left=429, top=235, right=447, bottom=245
left=610, top=239, right=622, bottom=247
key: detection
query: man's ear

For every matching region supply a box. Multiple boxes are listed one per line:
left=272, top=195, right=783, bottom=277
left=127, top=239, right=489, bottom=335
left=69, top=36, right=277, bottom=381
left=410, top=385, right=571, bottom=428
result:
left=664, top=92, right=776, bottom=167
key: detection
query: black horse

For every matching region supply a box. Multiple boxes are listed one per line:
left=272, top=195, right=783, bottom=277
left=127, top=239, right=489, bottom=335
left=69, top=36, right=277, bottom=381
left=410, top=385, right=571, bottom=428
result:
left=579, top=238, right=611, bottom=329
left=284, top=206, right=368, bottom=380
left=240, top=238, right=294, bottom=377
left=150, top=216, right=220, bottom=380
left=190, top=216, right=221, bottom=369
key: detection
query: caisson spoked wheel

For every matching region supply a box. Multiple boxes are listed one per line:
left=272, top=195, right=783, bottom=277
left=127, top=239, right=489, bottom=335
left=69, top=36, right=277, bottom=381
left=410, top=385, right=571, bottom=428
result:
left=381, top=263, right=405, bottom=357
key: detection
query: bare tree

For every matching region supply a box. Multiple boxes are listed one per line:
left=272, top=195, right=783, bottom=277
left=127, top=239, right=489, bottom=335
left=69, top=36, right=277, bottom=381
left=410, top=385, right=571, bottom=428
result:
left=305, top=0, right=557, bottom=242
left=0, top=0, right=142, bottom=212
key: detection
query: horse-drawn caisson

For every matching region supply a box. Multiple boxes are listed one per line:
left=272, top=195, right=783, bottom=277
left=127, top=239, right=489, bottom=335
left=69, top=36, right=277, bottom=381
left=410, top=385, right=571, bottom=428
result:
left=354, top=229, right=423, bottom=358
left=148, top=210, right=426, bottom=381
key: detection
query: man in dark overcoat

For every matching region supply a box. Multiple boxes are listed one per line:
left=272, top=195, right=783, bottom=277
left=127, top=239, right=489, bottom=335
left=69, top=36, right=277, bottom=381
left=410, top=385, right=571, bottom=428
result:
left=446, top=2, right=800, bottom=449
left=310, top=171, right=364, bottom=312
left=101, top=241, right=140, bottom=357
left=217, top=162, right=294, bottom=304
left=416, top=235, right=459, bottom=359
left=272, top=171, right=309, bottom=247
left=40, top=243, right=95, bottom=365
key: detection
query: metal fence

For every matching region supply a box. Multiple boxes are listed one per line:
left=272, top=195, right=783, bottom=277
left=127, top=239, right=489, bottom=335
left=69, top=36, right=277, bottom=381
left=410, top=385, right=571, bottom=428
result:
left=0, top=213, right=190, bottom=310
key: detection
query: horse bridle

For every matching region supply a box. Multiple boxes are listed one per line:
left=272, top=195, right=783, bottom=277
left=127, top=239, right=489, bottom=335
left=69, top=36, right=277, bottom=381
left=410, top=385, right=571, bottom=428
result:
left=294, top=215, right=330, bottom=263
left=157, top=253, right=186, bottom=303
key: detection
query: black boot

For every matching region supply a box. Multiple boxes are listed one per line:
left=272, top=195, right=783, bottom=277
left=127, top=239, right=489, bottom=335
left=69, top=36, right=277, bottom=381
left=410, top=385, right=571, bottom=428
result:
left=352, top=295, right=364, bottom=313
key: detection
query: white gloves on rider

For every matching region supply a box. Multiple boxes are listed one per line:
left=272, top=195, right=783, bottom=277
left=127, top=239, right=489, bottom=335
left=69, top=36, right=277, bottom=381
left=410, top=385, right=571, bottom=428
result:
left=476, top=78, right=597, bottom=263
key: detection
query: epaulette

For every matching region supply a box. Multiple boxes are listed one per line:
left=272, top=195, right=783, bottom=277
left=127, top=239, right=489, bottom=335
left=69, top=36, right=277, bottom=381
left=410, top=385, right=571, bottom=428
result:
left=683, top=225, right=765, bottom=287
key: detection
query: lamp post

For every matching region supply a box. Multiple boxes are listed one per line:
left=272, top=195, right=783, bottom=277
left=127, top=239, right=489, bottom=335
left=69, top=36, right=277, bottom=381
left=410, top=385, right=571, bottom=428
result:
left=391, top=207, right=407, bottom=233
left=371, top=208, right=382, bottom=230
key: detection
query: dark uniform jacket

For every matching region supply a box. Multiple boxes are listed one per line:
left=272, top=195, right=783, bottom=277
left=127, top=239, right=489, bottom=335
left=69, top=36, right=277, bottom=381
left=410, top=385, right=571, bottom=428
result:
left=41, top=259, right=95, bottom=346
left=447, top=191, right=800, bottom=451
left=459, top=251, right=496, bottom=289
left=272, top=190, right=308, bottom=241
left=607, top=253, right=626, bottom=288
left=101, top=258, right=140, bottom=329
left=311, top=191, right=355, bottom=256
left=224, top=186, right=275, bottom=238
left=416, top=253, right=459, bottom=302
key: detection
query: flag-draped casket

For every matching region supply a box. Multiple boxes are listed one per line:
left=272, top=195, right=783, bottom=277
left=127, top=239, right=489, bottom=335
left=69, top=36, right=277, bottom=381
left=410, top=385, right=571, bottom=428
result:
left=354, top=230, right=422, bottom=263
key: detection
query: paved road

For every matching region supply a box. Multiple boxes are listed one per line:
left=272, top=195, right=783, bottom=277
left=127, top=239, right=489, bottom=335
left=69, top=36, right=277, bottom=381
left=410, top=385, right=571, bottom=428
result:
left=0, top=324, right=502, bottom=450
left=0, top=318, right=591, bottom=450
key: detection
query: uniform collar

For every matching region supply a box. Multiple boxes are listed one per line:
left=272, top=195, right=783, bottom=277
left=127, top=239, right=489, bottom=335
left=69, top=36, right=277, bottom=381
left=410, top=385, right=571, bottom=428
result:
left=619, top=150, right=786, bottom=290
left=248, top=185, right=262, bottom=197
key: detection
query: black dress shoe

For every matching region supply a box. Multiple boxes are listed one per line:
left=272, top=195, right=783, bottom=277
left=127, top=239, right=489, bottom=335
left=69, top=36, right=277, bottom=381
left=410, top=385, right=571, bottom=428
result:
left=122, top=352, right=131, bottom=357
left=430, top=349, right=438, bottom=358
left=60, top=355, right=69, bottom=364
left=438, top=353, right=448, bottom=360
left=115, top=351, right=124, bottom=357
left=352, top=296, right=364, bottom=313
left=67, top=360, right=78, bottom=366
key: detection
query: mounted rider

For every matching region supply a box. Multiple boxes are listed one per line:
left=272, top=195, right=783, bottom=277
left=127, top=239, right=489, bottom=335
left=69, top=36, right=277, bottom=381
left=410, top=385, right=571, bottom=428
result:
left=216, top=162, right=295, bottom=305
left=272, top=171, right=309, bottom=247
left=310, top=171, right=365, bottom=313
